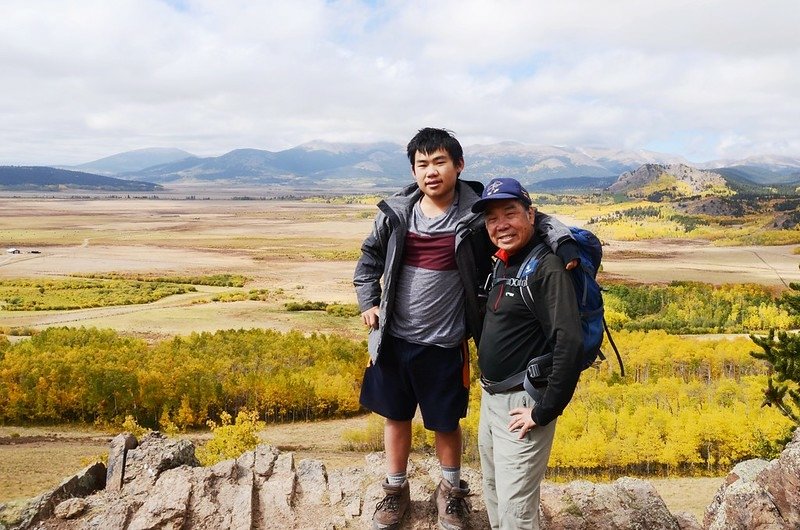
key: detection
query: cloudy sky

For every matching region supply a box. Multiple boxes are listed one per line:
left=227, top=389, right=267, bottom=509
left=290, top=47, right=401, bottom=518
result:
left=1, top=0, right=798, bottom=165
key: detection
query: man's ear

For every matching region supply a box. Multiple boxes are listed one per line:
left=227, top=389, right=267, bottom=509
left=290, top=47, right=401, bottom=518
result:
left=528, top=206, right=537, bottom=223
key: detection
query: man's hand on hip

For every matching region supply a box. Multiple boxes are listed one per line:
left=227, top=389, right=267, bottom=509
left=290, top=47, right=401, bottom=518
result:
left=508, top=407, right=537, bottom=439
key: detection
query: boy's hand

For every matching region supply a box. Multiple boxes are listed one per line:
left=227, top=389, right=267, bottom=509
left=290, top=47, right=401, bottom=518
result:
left=362, top=306, right=380, bottom=329
left=566, top=258, right=579, bottom=271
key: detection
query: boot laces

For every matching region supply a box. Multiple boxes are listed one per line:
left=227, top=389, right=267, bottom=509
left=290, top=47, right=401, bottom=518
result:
left=445, top=492, right=467, bottom=516
left=376, top=492, right=400, bottom=513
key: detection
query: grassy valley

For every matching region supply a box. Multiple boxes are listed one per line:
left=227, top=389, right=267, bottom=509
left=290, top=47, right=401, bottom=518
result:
left=0, top=191, right=798, bottom=520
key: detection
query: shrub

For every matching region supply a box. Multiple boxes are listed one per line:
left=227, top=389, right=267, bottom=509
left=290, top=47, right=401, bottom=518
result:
left=325, top=304, right=360, bottom=317
left=196, top=409, right=265, bottom=466
left=285, top=300, right=328, bottom=311
left=121, top=415, right=151, bottom=438
left=341, top=414, right=385, bottom=451
left=340, top=415, right=437, bottom=454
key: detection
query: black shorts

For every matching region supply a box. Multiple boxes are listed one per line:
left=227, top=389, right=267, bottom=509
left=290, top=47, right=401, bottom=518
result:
left=359, top=334, right=469, bottom=432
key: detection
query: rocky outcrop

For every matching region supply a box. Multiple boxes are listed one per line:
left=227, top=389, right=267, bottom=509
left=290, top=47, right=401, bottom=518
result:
left=11, top=462, right=106, bottom=530
left=106, top=433, right=138, bottom=492
left=609, top=163, right=729, bottom=197
left=540, top=478, right=685, bottom=530
left=704, top=428, right=800, bottom=529
left=9, top=427, right=800, bottom=529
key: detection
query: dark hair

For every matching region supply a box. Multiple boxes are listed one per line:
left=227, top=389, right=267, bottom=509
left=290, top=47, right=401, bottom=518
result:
left=406, top=128, right=464, bottom=169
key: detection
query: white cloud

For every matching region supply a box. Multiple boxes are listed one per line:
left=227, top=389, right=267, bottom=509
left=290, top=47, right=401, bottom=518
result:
left=0, top=0, right=798, bottom=164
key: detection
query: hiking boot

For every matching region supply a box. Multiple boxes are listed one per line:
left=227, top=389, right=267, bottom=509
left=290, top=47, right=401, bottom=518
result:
left=372, top=479, right=410, bottom=529
left=432, top=478, right=471, bottom=529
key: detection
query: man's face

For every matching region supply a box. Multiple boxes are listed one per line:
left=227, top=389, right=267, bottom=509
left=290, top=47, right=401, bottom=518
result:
left=484, top=199, right=535, bottom=255
left=411, top=148, right=463, bottom=200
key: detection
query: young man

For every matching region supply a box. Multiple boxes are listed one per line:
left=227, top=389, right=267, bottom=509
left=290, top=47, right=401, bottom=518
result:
left=472, top=178, right=584, bottom=530
left=354, top=128, right=488, bottom=530
left=354, top=130, right=577, bottom=530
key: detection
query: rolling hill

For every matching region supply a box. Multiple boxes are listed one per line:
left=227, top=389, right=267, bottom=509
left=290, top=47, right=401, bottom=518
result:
left=0, top=166, right=162, bottom=191
left=121, top=143, right=409, bottom=188
left=67, top=147, right=195, bottom=176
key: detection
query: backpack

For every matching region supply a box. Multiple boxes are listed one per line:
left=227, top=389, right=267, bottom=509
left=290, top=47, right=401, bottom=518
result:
left=482, top=227, right=624, bottom=399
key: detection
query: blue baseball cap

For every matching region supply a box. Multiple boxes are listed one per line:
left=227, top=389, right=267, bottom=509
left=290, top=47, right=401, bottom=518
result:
left=471, top=177, right=532, bottom=213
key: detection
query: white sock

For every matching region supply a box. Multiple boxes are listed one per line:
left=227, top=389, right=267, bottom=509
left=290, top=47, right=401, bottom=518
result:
left=387, top=471, right=407, bottom=486
left=441, top=466, right=460, bottom=486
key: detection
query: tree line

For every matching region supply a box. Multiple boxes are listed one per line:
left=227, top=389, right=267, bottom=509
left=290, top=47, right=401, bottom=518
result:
left=603, top=281, right=797, bottom=334
left=0, top=327, right=366, bottom=426
left=1, top=326, right=793, bottom=476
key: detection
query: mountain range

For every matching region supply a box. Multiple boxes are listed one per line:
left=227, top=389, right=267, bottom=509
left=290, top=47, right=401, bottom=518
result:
left=2, top=142, right=800, bottom=192
left=107, top=142, right=800, bottom=189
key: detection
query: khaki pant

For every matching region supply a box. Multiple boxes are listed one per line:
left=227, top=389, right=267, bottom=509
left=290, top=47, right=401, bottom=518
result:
left=478, top=388, right=557, bottom=530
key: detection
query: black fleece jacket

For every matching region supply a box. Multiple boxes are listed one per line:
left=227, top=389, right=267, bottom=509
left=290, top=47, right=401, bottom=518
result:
left=478, top=236, right=583, bottom=426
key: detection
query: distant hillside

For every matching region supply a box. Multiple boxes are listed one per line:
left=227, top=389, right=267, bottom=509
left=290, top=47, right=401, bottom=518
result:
left=703, top=155, right=800, bottom=184
left=118, top=142, right=690, bottom=187
left=37, top=142, right=800, bottom=191
left=123, top=142, right=409, bottom=188
left=0, top=166, right=162, bottom=191
left=528, top=176, right=618, bottom=192
left=69, top=147, right=195, bottom=176
left=713, top=166, right=800, bottom=187
left=466, top=143, right=688, bottom=183
left=608, top=164, right=732, bottom=200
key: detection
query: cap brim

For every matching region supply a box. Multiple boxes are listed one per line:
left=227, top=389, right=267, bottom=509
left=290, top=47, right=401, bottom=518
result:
left=471, top=193, right=530, bottom=213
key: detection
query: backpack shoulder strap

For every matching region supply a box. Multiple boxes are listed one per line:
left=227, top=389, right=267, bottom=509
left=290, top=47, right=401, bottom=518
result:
left=517, top=243, right=550, bottom=313
left=516, top=242, right=551, bottom=280
left=491, top=243, right=551, bottom=303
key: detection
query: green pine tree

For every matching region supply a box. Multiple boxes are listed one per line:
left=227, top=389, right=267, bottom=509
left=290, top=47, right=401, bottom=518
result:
left=751, top=268, right=800, bottom=425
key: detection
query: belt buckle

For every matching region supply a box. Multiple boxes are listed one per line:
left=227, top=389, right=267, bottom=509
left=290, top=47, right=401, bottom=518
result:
left=479, top=376, right=496, bottom=395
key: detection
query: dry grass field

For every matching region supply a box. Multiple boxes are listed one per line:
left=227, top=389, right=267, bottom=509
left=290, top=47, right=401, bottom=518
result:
left=2, top=197, right=798, bottom=339
left=1, top=194, right=798, bottom=519
left=0, top=197, right=370, bottom=339
left=0, top=426, right=109, bottom=502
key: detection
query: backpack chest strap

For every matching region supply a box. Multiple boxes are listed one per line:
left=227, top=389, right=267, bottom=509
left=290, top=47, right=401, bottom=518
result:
left=493, top=276, right=529, bottom=288
left=491, top=242, right=551, bottom=289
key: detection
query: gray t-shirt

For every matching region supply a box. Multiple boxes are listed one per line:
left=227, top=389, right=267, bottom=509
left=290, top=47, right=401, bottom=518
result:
left=388, top=196, right=465, bottom=347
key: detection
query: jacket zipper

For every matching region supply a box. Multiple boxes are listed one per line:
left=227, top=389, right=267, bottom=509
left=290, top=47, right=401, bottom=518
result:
left=493, top=283, right=504, bottom=311
left=493, top=261, right=506, bottom=311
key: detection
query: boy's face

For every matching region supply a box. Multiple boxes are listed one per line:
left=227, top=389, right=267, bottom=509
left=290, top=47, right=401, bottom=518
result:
left=484, top=199, right=535, bottom=255
left=411, top=148, right=463, bottom=201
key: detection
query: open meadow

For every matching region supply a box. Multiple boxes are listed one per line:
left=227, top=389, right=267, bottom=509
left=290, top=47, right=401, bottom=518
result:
left=2, top=196, right=798, bottom=338
left=1, top=194, right=799, bottom=521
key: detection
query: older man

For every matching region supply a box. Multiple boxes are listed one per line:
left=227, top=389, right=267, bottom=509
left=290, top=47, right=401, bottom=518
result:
left=473, top=177, right=584, bottom=530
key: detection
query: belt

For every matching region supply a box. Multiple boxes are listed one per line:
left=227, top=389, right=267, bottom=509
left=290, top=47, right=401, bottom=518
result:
left=480, top=375, right=524, bottom=394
